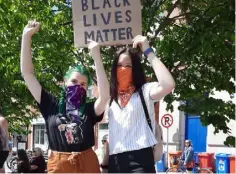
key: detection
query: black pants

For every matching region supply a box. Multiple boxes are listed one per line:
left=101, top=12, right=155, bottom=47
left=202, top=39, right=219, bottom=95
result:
left=0, top=151, right=9, bottom=168
left=108, top=147, right=155, bottom=173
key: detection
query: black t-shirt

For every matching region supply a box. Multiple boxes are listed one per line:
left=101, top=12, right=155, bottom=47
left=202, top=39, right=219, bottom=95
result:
left=30, top=156, right=46, bottom=173
left=37, top=88, right=103, bottom=152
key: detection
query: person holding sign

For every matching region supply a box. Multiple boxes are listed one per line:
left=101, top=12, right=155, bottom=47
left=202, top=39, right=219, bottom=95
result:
left=108, top=35, right=175, bottom=173
left=20, top=21, right=110, bottom=173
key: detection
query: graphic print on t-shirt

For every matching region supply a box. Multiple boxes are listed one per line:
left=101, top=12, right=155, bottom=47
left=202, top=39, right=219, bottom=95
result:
left=38, top=89, right=103, bottom=152
left=57, top=113, right=87, bottom=145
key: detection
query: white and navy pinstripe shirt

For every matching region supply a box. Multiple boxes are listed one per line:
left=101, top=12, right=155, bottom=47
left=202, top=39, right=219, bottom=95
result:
left=108, top=82, right=159, bottom=155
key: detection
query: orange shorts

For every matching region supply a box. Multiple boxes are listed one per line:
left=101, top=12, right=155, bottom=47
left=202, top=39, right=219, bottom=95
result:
left=47, top=148, right=100, bottom=173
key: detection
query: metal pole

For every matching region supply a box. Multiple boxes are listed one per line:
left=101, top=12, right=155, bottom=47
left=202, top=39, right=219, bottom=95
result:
left=167, top=128, right=169, bottom=168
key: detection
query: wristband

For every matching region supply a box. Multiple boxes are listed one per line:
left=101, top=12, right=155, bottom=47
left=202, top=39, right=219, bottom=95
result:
left=143, top=48, right=153, bottom=57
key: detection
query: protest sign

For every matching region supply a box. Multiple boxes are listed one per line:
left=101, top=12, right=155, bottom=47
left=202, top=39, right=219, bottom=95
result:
left=72, top=0, right=142, bottom=47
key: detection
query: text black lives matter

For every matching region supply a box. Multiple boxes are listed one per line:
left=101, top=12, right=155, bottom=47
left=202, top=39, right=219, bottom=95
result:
left=81, top=0, right=134, bottom=44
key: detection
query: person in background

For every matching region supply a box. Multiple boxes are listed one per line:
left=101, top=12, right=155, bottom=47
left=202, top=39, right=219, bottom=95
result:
left=30, top=147, right=46, bottom=173
left=26, top=149, right=33, bottom=157
left=100, top=135, right=109, bottom=173
left=6, top=135, right=14, bottom=164
left=0, top=109, right=9, bottom=173
left=8, top=136, right=13, bottom=152
left=16, top=149, right=30, bottom=173
left=95, top=134, right=109, bottom=173
left=180, top=139, right=194, bottom=172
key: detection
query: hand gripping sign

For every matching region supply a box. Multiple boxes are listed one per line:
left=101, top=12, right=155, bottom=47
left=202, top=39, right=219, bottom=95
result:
left=72, top=0, right=142, bottom=47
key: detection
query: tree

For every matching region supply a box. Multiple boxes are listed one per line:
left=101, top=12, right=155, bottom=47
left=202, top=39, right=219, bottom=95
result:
left=0, top=0, right=234, bottom=146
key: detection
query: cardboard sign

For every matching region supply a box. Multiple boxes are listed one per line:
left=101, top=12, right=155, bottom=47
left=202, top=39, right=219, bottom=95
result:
left=72, top=0, right=142, bottom=47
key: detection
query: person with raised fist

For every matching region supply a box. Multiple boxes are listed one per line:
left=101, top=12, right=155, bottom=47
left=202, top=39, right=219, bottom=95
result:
left=20, top=20, right=110, bottom=173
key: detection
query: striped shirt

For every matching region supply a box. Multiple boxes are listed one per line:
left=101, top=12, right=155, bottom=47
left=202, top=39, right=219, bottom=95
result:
left=108, top=82, right=159, bottom=155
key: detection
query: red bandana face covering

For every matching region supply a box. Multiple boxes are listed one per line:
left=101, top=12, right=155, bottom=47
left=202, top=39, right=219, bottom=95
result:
left=117, top=67, right=136, bottom=107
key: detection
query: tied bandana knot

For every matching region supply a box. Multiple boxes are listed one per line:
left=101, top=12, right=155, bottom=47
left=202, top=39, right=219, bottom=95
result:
left=117, top=67, right=136, bottom=107
left=66, top=85, right=86, bottom=121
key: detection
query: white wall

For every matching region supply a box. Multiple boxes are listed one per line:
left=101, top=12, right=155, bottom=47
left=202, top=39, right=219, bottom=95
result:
left=158, top=100, right=186, bottom=167
left=159, top=100, right=185, bottom=153
left=30, top=117, right=48, bottom=151
left=207, top=122, right=236, bottom=155
left=31, top=117, right=45, bottom=125
left=207, top=90, right=236, bottom=155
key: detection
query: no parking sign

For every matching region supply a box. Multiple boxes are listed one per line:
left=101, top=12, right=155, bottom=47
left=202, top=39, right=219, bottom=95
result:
left=161, top=114, right=173, bottom=128
left=161, top=114, right=173, bottom=166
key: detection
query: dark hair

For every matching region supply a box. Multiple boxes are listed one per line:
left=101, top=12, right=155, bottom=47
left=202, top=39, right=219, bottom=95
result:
left=110, top=47, right=146, bottom=103
left=17, top=149, right=30, bottom=172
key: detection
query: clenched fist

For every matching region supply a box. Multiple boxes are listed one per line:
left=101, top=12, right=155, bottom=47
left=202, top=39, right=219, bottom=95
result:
left=23, top=20, right=40, bottom=37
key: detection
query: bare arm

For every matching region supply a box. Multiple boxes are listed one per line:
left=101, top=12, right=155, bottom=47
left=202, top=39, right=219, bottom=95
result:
left=133, top=35, right=175, bottom=100
left=20, top=21, right=42, bottom=103
left=0, top=116, right=8, bottom=130
left=0, top=116, right=8, bottom=137
left=30, top=165, right=38, bottom=170
left=88, top=40, right=110, bottom=116
left=147, top=52, right=175, bottom=100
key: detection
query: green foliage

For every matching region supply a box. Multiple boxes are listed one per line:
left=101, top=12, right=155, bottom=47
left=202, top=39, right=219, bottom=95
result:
left=0, top=0, right=235, bottom=146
